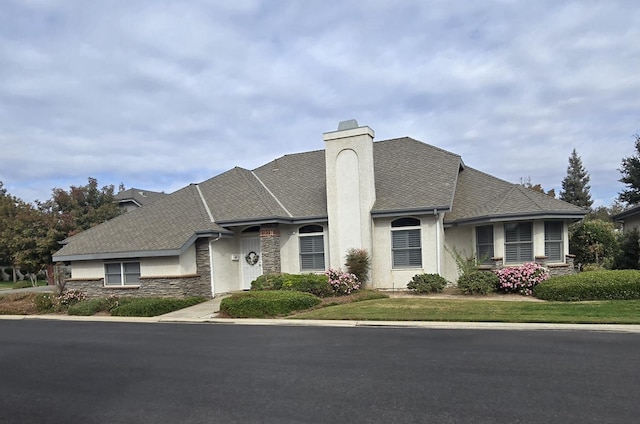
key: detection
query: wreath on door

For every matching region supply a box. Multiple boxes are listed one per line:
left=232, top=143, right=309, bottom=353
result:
left=245, top=251, right=259, bottom=266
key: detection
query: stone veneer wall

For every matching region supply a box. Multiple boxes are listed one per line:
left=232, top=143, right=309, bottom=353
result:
left=490, top=255, right=577, bottom=277
left=260, top=224, right=281, bottom=274
left=64, top=238, right=214, bottom=298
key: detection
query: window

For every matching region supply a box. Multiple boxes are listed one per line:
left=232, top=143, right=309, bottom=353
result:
left=504, top=222, right=533, bottom=264
left=476, top=225, right=494, bottom=264
left=299, top=225, right=325, bottom=271
left=105, top=262, right=140, bottom=286
left=545, top=221, right=564, bottom=262
left=391, top=217, right=422, bottom=268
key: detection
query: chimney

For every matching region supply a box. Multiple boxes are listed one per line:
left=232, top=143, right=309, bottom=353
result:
left=323, top=120, right=376, bottom=270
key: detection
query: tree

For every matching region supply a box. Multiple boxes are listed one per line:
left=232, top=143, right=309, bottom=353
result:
left=618, top=134, right=640, bottom=205
left=613, top=228, right=640, bottom=270
left=41, top=177, right=122, bottom=237
left=569, top=218, right=620, bottom=268
left=560, top=149, right=593, bottom=208
left=519, top=176, right=556, bottom=197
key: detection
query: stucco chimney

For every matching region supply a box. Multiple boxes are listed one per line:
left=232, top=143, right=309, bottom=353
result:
left=323, top=120, right=376, bottom=271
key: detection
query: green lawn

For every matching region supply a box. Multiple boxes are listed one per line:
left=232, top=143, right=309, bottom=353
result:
left=0, top=280, right=48, bottom=291
left=290, top=298, right=640, bottom=324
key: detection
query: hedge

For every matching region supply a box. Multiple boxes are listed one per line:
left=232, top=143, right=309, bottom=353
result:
left=457, top=271, right=498, bottom=295
left=407, top=274, right=448, bottom=294
left=220, top=291, right=321, bottom=318
left=533, top=270, right=640, bottom=301
left=110, top=297, right=206, bottom=317
left=252, top=273, right=333, bottom=297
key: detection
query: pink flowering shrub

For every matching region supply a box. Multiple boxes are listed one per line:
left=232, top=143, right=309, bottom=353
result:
left=494, top=262, right=549, bottom=296
left=57, top=289, right=87, bottom=307
left=325, top=269, right=361, bottom=296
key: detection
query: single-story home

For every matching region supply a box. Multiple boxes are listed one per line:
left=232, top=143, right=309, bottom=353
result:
left=612, top=205, right=640, bottom=233
left=53, top=120, right=587, bottom=298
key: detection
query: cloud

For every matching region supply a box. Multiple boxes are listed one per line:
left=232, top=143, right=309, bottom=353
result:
left=0, top=0, right=639, bottom=208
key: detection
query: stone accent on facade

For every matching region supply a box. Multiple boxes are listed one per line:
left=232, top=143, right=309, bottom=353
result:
left=487, top=255, right=576, bottom=277
left=64, top=238, right=214, bottom=298
left=260, top=224, right=281, bottom=274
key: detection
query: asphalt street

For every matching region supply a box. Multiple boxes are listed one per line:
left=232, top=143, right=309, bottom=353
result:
left=1, top=321, right=639, bottom=423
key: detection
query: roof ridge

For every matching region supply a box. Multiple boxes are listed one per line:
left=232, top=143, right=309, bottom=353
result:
left=193, top=183, right=215, bottom=222
left=236, top=168, right=287, bottom=217
left=251, top=170, right=293, bottom=218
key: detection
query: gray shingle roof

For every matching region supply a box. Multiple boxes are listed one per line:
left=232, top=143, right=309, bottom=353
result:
left=53, top=136, right=586, bottom=260
left=115, top=188, right=167, bottom=207
left=445, top=166, right=586, bottom=224
left=53, top=184, right=230, bottom=261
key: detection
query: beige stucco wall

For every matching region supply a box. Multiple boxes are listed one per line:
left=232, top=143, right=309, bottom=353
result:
left=623, top=215, right=640, bottom=233
left=442, top=226, right=474, bottom=282
left=210, top=236, right=240, bottom=294
left=370, top=214, right=441, bottom=290
left=70, top=246, right=198, bottom=280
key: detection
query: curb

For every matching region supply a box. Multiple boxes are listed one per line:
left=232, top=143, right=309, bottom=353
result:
left=4, top=314, right=640, bottom=333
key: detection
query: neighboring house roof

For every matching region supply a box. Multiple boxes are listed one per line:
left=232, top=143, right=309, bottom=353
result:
left=53, top=137, right=587, bottom=261
left=445, top=167, right=587, bottom=225
left=611, top=204, right=640, bottom=222
left=54, top=184, right=231, bottom=261
left=115, top=188, right=167, bottom=208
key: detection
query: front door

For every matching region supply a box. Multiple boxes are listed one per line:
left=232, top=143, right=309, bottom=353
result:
left=241, top=236, right=262, bottom=289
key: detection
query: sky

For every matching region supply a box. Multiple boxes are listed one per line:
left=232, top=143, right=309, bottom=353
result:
left=1, top=0, right=639, bottom=208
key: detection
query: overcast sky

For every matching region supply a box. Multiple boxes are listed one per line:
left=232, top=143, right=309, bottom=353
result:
left=1, top=1, right=639, bottom=208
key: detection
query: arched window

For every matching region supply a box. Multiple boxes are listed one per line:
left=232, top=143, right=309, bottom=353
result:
left=391, top=217, right=422, bottom=268
left=299, top=225, right=325, bottom=271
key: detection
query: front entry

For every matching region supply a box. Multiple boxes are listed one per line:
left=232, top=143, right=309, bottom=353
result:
left=241, top=236, right=262, bottom=289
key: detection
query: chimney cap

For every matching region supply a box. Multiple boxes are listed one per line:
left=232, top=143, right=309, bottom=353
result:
left=337, top=119, right=359, bottom=131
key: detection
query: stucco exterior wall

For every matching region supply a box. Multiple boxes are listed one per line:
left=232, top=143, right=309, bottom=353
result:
left=442, top=226, right=474, bottom=282
left=623, top=214, right=640, bottom=233
left=371, top=214, right=440, bottom=290
left=210, top=236, right=240, bottom=294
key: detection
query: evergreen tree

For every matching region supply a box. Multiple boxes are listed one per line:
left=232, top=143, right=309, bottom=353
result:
left=560, top=149, right=593, bottom=208
left=618, top=134, right=640, bottom=205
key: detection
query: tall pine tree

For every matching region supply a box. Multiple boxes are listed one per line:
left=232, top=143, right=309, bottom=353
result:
left=618, top=135, right=640, bottom=205
left=560, top=149, right=593, bottom=208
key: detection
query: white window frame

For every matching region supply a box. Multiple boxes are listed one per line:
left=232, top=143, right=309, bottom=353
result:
left=391, top=217, right=422, bottom=268
left=475, top=225, right=494, bottom=265
left=104, top=262, right=141, bottom=286
left=545, top=221, right=564, bottom=263
left=299, top=225, right=325, bottom=272
left=504, top=222, right=533, bottom=264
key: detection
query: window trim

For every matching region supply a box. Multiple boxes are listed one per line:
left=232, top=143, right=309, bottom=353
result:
left=475, top=225, right=494, bottom=265
left=104, top=261, right=141, bottom=287
left=544, top=221, right=564, bottom=263
left=299, top=225, right=325, bottom=272
left=504, top=222, right=534, bottom=264
left=391, top=217, right=422, bottom=269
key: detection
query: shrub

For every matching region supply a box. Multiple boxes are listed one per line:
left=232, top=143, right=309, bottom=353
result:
left=457, top=271, right=499, bottom=295
left=251, top=274, right=286, bottom=291
left=110, top=297, right=205, bottom=317
left=325, top=269, right=361, bottom=296
left=533, top=270, right=640, bottom=301
left=220, top=291, right=321, bottom=318
left=613, top=228, right=640, bottom=270
left=33, top=293, right=55, bottom=313
left=345, top=248, right=371, bottom=284
left=68, top=298, right=109, bottom=316
left=57, top=290, right=87, bottom=308
left=280, top=274, right=333, bottom=297
left=12, top=281, right=32, bottom=289
left=494, top=263, right=549, bottom=296
left=407, top=274, right=448, bottom=294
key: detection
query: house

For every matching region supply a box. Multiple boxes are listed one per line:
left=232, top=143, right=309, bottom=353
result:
left=611, top=205, right=640, bottom=233
left=52, top=120, right=587, bottom=298
left=115, top=188, right=167, bottom=212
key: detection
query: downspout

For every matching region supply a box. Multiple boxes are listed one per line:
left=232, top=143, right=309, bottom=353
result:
left=209, top=233, right=222, bottom=297
left=434, top=209, right=441, bottom=275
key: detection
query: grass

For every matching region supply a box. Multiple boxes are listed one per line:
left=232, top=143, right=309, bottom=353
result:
left=290, top=297, right=640, bottom=324
left=0, top=280, right=48, bottom=290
